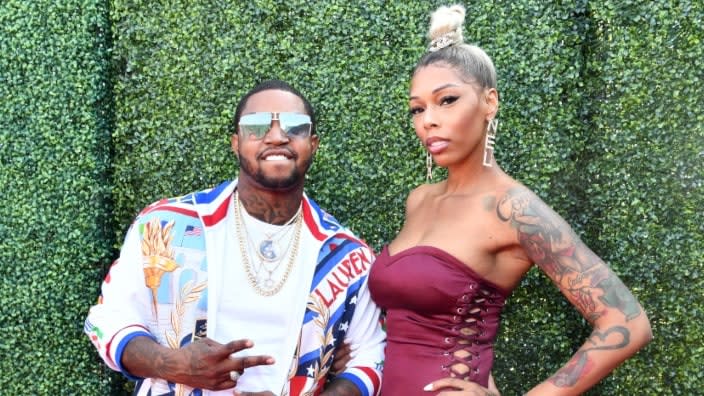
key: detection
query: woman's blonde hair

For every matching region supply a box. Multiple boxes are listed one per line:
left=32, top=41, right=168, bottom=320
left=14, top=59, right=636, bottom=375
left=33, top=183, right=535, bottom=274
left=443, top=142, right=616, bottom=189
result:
left=415, top=4, right=497, bottom=90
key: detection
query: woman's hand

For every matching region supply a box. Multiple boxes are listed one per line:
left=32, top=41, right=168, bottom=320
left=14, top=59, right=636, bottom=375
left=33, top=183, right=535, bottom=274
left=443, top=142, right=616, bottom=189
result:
left=423, top=375, right=500, bottom=396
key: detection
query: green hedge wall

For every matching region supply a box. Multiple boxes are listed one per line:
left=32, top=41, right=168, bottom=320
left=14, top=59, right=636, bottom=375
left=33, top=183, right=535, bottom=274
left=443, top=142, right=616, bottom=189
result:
left=583, top=2, right=704, bottom=393
left=1, top=0, right=701, bottom=394
left=0, top=0, right=116, bottom=394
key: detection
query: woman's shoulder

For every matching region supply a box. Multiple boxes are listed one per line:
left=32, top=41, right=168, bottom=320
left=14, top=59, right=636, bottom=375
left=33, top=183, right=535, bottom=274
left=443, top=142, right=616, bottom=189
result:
left=493, top=178, right=572, bottom=234
left=489, top=173, right=540, bottom=201
left=405, top=183, right=433, bottom=210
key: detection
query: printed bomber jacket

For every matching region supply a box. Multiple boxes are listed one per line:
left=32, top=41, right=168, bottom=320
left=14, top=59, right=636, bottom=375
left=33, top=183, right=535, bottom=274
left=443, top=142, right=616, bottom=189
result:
left=85, top=180, right=385, bottom=396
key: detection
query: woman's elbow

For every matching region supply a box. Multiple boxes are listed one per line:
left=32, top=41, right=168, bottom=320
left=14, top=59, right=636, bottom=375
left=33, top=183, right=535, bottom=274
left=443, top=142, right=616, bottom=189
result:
left=633, top=311, right=653, bottom=349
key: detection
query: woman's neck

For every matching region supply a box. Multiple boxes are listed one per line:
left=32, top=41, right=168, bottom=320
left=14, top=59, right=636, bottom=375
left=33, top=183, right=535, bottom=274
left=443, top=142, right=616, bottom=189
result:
left=442, top=161, right=503, bottom=195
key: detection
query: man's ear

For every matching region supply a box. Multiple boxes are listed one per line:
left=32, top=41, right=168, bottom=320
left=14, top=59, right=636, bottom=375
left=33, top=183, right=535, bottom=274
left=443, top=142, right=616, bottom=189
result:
left=310, top=134, right=320, bottom=156
left=231, top=133, right=239, bottom=159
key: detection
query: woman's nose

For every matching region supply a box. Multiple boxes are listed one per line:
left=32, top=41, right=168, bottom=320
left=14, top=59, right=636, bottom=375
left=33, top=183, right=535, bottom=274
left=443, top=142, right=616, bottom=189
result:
left=422, top=107, right=438, bottom=129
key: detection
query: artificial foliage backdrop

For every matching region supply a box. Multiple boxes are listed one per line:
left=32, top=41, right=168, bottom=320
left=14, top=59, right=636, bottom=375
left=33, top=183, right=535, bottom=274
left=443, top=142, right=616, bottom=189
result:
left=0, top=0, right=702, bottom=394
left=0, top=0, right=115, bottom=393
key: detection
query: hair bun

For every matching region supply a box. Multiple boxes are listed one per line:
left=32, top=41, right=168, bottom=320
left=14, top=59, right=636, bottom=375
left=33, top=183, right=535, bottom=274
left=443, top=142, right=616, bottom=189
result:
left=427, top=4, right=466, bottom=52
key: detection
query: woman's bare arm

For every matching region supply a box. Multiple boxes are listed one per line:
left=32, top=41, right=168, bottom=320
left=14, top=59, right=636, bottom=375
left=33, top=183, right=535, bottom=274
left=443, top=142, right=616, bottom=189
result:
left=497, top=187, right=652, bottom=395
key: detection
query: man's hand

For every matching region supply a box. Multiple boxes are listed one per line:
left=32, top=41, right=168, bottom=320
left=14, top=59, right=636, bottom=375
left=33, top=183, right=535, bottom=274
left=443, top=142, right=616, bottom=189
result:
left=122, top=336, right=275, bottom=390
left=330, top=341, right=353, bottom=375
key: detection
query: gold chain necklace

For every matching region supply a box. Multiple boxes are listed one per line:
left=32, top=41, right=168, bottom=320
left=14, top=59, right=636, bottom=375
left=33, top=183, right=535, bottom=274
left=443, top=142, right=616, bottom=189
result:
left=244, top=218, right=297, bottom=284
left=252, top=205, right=301, bottom=263
left=234, top=191, right=303, bottom=297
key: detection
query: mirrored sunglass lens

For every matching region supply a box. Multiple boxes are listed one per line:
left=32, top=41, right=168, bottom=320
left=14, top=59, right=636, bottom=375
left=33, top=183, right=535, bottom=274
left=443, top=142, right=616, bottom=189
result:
left=286, top=124, right=311, bottom=137
left=241, top=124, right=270, bottom=138
left=239, top=112, right=311, bottom=138
left=279, top=113, right=311, bottom=137
left=240, top=112, right=273, bottom=125
left=239, top=113, right=272, bottom=138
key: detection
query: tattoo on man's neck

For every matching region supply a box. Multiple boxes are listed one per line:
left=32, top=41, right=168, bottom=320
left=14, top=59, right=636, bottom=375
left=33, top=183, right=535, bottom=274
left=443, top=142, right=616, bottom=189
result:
left=239, top=194, right=300, bottom=225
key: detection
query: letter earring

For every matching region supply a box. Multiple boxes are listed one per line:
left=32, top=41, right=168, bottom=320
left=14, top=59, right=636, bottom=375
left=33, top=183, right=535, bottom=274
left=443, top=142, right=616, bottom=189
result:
left=482, top=119, right=498, bottom=167
left=426, top=151, right=433, bottom=182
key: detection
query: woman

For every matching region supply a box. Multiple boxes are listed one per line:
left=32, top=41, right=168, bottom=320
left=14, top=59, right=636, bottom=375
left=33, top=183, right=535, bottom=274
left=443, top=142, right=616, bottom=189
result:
left=367, top=4, right=652, bottom=395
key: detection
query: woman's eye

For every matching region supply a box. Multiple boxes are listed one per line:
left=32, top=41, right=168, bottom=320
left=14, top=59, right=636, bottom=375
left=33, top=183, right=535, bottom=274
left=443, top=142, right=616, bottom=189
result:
left=409, top=107, right=424, bottom=115
left=440, top=96, right=459, bottom=105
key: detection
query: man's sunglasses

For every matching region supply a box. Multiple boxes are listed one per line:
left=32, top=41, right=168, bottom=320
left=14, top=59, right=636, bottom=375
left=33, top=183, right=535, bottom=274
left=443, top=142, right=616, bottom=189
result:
left=238, top=112, right=312, bottom=140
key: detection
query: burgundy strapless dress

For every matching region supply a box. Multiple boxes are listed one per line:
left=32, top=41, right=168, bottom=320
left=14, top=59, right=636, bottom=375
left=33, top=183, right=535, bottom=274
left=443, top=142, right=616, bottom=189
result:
left=368, top=245, right=509, bottom=396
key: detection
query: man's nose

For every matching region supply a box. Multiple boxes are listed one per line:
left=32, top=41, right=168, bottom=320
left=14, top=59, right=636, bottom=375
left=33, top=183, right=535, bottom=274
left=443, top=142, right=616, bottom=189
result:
left=264, top=120, right=290, bottom=143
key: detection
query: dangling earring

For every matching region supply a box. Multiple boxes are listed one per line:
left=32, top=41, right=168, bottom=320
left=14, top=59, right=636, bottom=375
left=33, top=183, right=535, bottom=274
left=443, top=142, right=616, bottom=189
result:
left=482, top=119, right=498, bottom=167
left=426, top=151, right=433, bottom=182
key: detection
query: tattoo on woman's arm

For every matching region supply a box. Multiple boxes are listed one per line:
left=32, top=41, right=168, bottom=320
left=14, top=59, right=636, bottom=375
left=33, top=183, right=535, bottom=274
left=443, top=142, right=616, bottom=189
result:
left=496, top=189, right=641, bottom=321
left=549, top=326, right=631, bottom=387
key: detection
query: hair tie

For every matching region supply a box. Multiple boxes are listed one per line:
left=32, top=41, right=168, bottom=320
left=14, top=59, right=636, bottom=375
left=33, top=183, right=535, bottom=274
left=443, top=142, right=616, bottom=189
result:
left=428, top=32, right=455, bottom=52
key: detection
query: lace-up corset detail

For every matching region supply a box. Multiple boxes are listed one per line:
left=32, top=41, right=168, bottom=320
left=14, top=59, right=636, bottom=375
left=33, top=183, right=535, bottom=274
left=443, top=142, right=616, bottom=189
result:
left=441, top=282, right=504, bottom=382
left=369, top=245, right=509, bottom=394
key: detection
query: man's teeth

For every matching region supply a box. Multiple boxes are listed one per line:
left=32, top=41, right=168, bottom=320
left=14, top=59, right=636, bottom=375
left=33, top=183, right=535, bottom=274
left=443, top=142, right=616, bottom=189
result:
left=264, top=155, right=288, bottom=161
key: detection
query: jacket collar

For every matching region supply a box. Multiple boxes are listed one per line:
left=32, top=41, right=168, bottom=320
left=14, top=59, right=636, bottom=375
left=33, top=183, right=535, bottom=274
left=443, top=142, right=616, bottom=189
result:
left=191, top=180, right=349, bottom=242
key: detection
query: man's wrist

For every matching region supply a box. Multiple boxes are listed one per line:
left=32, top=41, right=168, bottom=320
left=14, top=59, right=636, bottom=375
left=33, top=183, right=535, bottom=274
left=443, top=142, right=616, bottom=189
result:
left=122, top=335, right=181, bottom=382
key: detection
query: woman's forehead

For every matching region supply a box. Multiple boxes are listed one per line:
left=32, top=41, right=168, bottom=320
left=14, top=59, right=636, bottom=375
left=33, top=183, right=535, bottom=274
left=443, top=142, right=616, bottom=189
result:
left=411, top=66, right=468, bottom=95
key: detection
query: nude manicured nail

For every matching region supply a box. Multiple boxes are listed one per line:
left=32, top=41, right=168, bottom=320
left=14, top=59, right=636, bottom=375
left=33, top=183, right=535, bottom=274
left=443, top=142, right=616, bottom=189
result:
left=423, top=383, right=434, bottom=391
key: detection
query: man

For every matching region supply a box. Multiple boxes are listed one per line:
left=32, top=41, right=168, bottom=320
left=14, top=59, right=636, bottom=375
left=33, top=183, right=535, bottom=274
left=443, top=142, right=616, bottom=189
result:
left=85, top=80, right=385, bottom=396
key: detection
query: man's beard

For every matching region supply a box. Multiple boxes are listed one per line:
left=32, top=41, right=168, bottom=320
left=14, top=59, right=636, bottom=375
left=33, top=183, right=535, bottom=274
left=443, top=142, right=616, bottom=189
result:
left=238, top=155, right=312, bottom=190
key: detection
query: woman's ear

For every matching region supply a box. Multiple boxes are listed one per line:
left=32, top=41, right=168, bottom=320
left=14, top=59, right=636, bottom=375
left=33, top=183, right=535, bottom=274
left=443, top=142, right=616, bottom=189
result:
left=485, top=88, right=499, bottom=120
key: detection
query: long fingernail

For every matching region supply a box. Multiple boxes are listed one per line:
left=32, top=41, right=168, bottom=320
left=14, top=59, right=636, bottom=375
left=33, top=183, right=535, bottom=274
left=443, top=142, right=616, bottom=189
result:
left=423, top=383, right=434, bottom=391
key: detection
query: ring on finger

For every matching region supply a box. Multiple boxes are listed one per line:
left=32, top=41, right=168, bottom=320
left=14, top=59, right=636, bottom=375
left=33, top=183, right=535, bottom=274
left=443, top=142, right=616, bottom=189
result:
left=229, top=370, right=241, bottom=382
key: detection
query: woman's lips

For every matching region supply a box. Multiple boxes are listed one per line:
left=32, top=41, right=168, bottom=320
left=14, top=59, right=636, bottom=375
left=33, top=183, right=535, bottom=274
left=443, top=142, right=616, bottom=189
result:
left=426, top=138, right=448, bottom=154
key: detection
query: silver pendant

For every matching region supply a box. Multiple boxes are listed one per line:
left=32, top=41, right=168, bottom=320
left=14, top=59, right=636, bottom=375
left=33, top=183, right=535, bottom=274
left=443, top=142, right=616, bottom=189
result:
left=263, top=277, right=275, bottom=289
left=258, top=239, right=277, bottom=261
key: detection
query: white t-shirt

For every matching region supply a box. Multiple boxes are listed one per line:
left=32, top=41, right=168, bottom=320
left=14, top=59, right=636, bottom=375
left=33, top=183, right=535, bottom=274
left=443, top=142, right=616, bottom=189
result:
left=214, top=199, right=317, bottom=394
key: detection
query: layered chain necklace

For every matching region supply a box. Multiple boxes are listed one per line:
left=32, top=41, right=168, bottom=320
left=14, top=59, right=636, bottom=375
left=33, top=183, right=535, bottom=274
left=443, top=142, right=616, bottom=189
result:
left=234, top=191, right=303, bottom=296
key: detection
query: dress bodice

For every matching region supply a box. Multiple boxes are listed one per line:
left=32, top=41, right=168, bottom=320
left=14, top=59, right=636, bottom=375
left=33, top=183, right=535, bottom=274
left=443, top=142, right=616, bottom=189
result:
left=369, top=245, right=509, bottom=395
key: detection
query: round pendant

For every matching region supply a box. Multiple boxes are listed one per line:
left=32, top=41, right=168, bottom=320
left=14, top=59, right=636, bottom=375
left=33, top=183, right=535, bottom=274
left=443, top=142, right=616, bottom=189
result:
left=263, top=278, right=275, bottom=289
left=258, top=240, right=277, bottom=261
